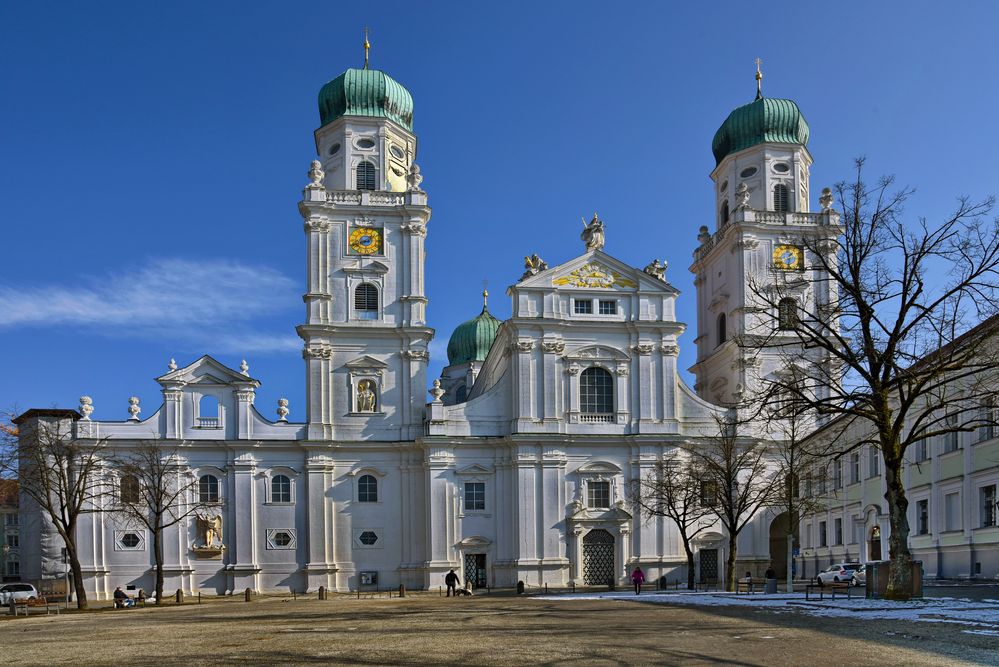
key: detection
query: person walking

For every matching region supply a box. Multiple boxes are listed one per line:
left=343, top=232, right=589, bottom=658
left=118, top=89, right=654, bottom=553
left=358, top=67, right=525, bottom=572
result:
left=631, top=567, right=645, bottom=595
left=444, top=569, right=460, bottom=597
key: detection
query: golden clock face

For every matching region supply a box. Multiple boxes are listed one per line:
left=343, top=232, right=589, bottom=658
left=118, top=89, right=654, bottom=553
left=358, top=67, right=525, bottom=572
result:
left=773, top=244, right=803, bottom=270
left=349, top=227, right=382, bottom=255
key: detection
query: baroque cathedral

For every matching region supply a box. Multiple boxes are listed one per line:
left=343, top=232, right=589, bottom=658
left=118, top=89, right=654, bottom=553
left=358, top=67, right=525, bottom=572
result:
left=18, top=59, right=840, bottom=597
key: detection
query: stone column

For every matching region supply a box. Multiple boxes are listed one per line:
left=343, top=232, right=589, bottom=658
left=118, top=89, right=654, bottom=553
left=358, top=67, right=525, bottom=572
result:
left=304, top=454, right=336, bottom=591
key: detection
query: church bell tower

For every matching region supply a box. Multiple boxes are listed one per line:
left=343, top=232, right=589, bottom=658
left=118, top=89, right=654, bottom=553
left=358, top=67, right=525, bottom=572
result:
left=296, top=48, right=432, bottom=441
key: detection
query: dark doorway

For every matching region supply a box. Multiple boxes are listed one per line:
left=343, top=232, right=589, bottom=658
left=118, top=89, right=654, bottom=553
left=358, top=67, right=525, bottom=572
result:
left=699, top=548, right=719, bottom=583
left=463, top=553, right=487, bottom=589
left=582, top=529, right=615, bottom=585
left=769, top=512, right=796, bottom=581
left=869, top=526, right=882, bottom=561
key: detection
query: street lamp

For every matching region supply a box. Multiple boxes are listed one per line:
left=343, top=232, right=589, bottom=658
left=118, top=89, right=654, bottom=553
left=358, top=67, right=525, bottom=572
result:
left=61, top=547, right=70, bottom=602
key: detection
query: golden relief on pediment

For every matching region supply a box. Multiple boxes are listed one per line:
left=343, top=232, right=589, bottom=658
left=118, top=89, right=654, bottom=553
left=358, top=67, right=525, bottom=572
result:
left=552, top=263, right=638, bottom=289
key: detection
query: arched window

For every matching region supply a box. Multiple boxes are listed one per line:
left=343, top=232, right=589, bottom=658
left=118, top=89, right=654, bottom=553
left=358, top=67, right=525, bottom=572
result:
left=773, top=184, right=789, bottom=212
left=716, top=313, right=727, bottom=345
left=356, top=161, right=376, bottom=190
left=120, top=475, right=140, bottom=504
left=199, top=474, right=220, bottom=503
left=580, top=367, right=614, bottom=417
left=198, top=395, right=219, bottom=428
left=778, top=298, right=798, bottom=330
left=358, top=474, right=378, bottom=502
left=354, top=283, right=378, bottom=319
left=720, top=200, right=730, bottom=225
left=271, top=474, right=291, bottom=503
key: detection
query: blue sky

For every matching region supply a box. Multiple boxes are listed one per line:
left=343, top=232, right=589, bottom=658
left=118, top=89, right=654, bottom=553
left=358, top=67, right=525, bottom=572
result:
left=2, top=1, right=998, bottom=423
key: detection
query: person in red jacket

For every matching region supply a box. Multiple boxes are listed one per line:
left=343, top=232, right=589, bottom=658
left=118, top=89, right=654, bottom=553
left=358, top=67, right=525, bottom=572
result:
left=631, top=567, right=646, bottom=595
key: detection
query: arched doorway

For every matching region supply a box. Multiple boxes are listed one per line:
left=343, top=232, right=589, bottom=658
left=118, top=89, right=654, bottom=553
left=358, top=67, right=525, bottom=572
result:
left=582, top=529, right=615, bottom=585
left=769, top=512, right=795, bottom=580
left=869, top=526, right=882, bottom=561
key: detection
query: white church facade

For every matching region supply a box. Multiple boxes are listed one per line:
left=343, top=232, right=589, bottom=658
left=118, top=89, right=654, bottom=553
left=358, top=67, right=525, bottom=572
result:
left=18, top=62, right=858, bottom=598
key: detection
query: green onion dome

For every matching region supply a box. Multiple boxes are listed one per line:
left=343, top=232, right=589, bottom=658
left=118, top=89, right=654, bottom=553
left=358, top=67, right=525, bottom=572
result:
left=711, top=96, right=809, bottom=165
left=317, top=68, right=414, bottom=131
left=446, top=293, right=502, bottom=366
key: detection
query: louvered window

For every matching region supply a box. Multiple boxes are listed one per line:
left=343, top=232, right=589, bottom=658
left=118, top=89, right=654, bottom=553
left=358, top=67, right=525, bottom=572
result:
left=778, top=298, right=798, bottom=329
left=773, top=184, right=789, bottom=212
left=721, top=200, right=730, bottom=224
left=354, top=283, right=378, bottom=317
left=356, top=161, right=376, bottom=190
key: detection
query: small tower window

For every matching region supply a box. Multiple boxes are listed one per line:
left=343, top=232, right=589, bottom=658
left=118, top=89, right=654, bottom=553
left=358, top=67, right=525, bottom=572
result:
left=778, top=298, right=798, bottom=330
left=358, top=475, right=378, bottom=502
left=773, top=184, right=790, bottom=212
left=356, top=161, right=376, bottom=191
left=354, top=283, right=378, bottom=319
left=271, top=474, right=291, bottom=503
left=717, top=313, right=727, bottom=346
left=721, top=200, right=730, bottom=225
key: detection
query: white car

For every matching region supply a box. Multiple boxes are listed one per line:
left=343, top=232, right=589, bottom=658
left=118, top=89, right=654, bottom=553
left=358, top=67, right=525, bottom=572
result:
left=0, top=583, right=39, bottom=604
left=815, top=563, right=860, bottom=585
left=851, top=563, right=867, bottom=587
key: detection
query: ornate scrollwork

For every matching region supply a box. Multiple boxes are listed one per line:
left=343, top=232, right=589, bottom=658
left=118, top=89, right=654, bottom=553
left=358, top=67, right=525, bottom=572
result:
left=402, top=349, right=429, bottom=360
left=401, top=222, right=427, bottom=236
left=660, top=344, right=680, bottom=357
left=515, top=340, right=534, bottom=353
left=304, top=219, right=330, bottom=233
left=541, top=340, right=565, bottom=354
left=303, top=346, right=333, bottom=360
left=631, top=344, right=654, bottom=356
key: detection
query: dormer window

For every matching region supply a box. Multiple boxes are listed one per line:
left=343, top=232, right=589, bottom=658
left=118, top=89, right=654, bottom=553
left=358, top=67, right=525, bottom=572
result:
left=356, top=161, right=376, bottom=190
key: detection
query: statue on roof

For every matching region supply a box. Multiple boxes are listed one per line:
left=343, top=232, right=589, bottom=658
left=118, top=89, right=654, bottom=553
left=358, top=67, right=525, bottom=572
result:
left=643, top=259, right=667, bottom=282
left=521, top=254, right=549, bottom=280
left=581, top=213, right=605, bottom=252
left=307, top=160, right=325, bottom=188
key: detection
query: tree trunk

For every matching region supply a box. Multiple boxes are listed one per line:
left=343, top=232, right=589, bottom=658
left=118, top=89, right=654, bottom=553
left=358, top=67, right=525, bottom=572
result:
left=786, top=533, right=794, bottom=594
left=682, top=541, right=695, bottom=590
left=153, top=525, right=165, bottom=604
left=883, top=457, right=914, bottom=600
left=725, top=534, right=738, bottom=592
left=66, top=543, right=88, bottom=610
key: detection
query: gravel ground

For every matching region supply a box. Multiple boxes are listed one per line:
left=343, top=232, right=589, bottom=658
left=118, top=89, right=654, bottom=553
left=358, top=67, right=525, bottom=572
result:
left=1, top=592, right=996, bottom=666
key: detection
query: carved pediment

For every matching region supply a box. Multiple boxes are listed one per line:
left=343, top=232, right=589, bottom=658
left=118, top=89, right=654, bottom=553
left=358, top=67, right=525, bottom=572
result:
left=343, top=261, right=390, bottom=276
left=564, top=345, right=629, bottom=362
left=155, top=355, right=260, bottom=388
left=344, top=356, right=389, bottom=370
left=456, top=463, right=494, bottom=476
left=575, top=461, right=622, bottom=474
left=552, top=262, right=638, bottom=290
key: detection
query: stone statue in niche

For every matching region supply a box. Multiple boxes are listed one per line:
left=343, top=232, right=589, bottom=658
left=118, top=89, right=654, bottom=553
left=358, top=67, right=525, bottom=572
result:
left=581, top=213, right=605, bottom=251
left=356, top=380, right=377, bottom=412
left=192, top=514, right=225, bottom=558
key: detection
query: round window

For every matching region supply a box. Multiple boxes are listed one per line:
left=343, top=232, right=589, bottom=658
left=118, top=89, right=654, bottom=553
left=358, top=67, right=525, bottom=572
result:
left=773, top=163, right=790, bottom=173
left=357, top=138, right=376, bottom=149
left=274, top=532, right=292, bottom=547
left=328, top=142, right=341, bottom=156
left=389, top=145, right=405, bottom=159
left=739, top=167, right=758, bottom=178
left=121, top=533, right=140, bottom=548
left=720, top=180, right=728, bottom=192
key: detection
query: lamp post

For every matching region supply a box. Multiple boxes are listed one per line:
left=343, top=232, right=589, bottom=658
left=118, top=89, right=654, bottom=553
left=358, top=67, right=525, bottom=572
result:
left=61, top=547, right=70, bottom=602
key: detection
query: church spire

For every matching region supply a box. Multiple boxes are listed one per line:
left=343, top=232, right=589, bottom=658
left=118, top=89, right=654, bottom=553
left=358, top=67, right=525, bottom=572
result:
left=755, top=57, right=763, bottom=100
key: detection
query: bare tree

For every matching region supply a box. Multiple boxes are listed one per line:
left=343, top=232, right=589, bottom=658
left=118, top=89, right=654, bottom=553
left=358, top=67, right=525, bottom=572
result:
left=629, top=457, right=715, bottom=589
left=684, top=416, right=777, bottom=591
left=6, top=410, right=105, bottom=609
left=746, top=158, right=999, bottom=599
left=112, top=443, right=208, bottom=604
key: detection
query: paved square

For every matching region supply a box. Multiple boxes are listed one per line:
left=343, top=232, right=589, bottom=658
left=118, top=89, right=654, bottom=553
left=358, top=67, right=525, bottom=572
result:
left=1, top=592, right=996, bottom=665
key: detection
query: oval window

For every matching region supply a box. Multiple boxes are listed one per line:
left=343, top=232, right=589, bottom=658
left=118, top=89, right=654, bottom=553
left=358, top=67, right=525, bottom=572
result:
left=389, top=145, right=405, bottom=159
left=739, top=167, right=758, bottom=178
left=328, top=142, right=341, bottom=156
left=720, top=180, right=729, bottom=192
left=357, top=138, right=376, bottom=149
left=773, top=163, right=790, bottom=173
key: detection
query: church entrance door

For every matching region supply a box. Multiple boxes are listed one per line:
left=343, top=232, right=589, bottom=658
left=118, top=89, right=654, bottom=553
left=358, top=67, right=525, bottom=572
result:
left=582, top=529, right=615, bottom=585
left=464, top=553, right=487, bottom=589
left=700, top=548, right=719, bottom=583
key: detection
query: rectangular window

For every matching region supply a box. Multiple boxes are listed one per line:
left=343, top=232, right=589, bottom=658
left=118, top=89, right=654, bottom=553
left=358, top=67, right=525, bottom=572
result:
left=943, top=418, right=960, bottom=453
left=587, top=481, right=610, bottom=508
left=914, top=439, right=928, bottom=463
left=819, top=521, right=827, bottom=547
left=833, top=460, right=843, bottom=490
left=945, top=492, right=961, bottom=532
left=598, top=300, right=617, bottom=315
left=464, top=482, right=485, bottom=511
left=3, top=513, right=17, bottom=527
left=834, top=518, right=843, bottom=545
left=868, top=447, right=880, bottom=478
left=573, top=299, right=593, bottom=315
left=978, top=400, right=995, bottom=442
left=917, top=499, right=929, bottom=535
left=6, top=559, right=18, bottom=577
left=699, top=480, right=717, bottom=507
left=981, top=485, right=997, bottom=528
left=850, top=452, right=860, bottom=484
left=4, top=532, right=18, bottom=549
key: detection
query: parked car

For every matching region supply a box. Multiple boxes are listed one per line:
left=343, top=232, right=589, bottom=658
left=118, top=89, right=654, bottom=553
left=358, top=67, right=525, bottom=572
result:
left=815, top=563, right=861, bottom=585
left=851, top=563, right=867, bottom=587
left=0, top=583, right=38, bottom=604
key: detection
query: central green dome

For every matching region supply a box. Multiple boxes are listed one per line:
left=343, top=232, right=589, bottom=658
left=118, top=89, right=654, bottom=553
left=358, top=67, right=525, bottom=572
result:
left=711, top=96, right=809, bottom=165
left=317, top=68, right=414, bottom=131
left=447, top=297, right=502, bottom=366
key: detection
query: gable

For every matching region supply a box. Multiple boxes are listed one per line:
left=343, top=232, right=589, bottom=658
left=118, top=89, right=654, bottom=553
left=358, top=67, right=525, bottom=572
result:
left=552, top=262, right=637, bottom=290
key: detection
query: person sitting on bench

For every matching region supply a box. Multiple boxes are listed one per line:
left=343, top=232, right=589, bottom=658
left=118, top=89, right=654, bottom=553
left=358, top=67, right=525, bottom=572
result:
left=113, top=587, right=134, bottom=608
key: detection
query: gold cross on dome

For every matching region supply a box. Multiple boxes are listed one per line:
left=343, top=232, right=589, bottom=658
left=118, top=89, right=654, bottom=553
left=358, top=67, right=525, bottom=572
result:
left=363, top=27, right=371, bottom=69
left=755, top=57, right=763, bottom=99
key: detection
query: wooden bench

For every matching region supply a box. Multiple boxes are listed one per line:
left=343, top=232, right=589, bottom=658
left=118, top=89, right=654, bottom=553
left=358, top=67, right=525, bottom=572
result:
left=735, top=578, right=768, bottom=594
left=10, top=596, right=60, bottom=616
left=805, top=581, right=853, bottom=601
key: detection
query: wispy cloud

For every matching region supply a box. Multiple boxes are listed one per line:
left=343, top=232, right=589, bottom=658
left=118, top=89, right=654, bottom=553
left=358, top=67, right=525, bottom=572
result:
left=0, top=258, right=301, bottom=354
